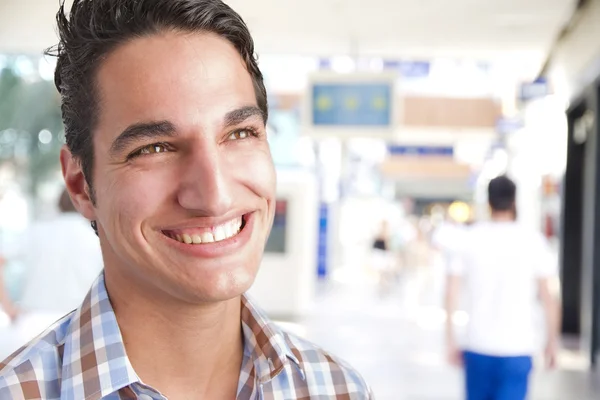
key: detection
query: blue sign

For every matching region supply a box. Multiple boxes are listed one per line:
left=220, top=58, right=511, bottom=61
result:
left=318, top=58, right=331, bottom=70
left=312, top=83, right=392, bottom=127
left=496, top=117, right=524, bottom=135
left=383, top=60, right=430, bottom=78
left=387, top=145, right=454, bottom=157
left=519, top=77, right=550, bottom=101
left=317, top=203, right=329, bottom=278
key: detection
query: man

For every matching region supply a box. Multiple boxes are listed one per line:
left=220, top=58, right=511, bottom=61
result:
left=445, top=176, right=560, bottom=400
left=0, top=1, right=372, bottom=399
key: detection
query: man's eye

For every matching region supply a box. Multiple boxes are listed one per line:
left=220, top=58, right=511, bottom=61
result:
left=129, top=143, right=171, bottom=159
left=227, top=128, right=255, bottom=141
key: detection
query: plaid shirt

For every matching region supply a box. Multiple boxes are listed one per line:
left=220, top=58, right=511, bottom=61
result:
left=0, top=274, right=372, bottom=399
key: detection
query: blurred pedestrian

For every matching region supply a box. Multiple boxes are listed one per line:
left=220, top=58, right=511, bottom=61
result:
left=0, top=256, right=18, bottom=322
left=445, top=176, right=560, bottom=400
left=371, top=219, right=395, bottom=294
left=0, top=189, right=102, bottom=357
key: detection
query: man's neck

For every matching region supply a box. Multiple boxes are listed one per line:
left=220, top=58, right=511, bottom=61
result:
left=105, top=271, right=244, bottom=399
left=490, top=210, right=515, bottom=222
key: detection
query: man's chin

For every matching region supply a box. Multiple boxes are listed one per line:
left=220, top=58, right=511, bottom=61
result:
left=165, top=266, right=257, bottom=304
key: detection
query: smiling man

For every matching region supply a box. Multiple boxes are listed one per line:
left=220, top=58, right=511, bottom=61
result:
left=0, top=1, right=372, bottom=399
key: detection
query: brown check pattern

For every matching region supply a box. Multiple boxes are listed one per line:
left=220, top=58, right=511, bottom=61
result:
left=0, top=274, right=373, bottom=399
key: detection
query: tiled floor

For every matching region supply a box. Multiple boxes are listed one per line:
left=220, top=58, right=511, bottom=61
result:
left=283, top=266, right=600, bottom=400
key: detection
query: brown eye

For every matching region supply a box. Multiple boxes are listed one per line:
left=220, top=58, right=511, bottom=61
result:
left=227, top=128, right=253, bottom=141
left=141, top=144, right=169, bottom=154
left=129, top=143, right=172, bottom=159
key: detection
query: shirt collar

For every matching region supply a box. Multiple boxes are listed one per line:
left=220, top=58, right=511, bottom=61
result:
left=240, top=295, right=303, bottom=383
left=59, top=274, right=303, bottom=399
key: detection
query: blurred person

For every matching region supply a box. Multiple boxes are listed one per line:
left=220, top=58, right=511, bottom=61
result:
left=404, top=216, right=433, bottom=269
left=0, top=190, right=102, bottom=316
left=445, top=176, right=560, bottom=400
left=0, top=189, right=102, bottom=359
left=432, top=213, right=466, bottom=261
left=0, top=1, right=372, bottom=399
left=371, top=219, right=395, bottom=294
left=398, top=216, right=436, bottom=314
left=0, top=256, right=18, bottom=322
left=389, top=214, right=415, bottom=277
left=432, top=213, right=467, bottom=306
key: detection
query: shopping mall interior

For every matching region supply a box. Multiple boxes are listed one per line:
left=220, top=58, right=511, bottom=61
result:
left=1, top=0, right=600, bottom=399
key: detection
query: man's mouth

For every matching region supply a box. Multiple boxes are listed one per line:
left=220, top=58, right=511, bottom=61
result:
left=162, top=215, right=247, bottom=245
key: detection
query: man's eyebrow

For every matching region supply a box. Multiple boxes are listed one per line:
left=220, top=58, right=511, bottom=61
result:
left=109, top=107, right=263, bottom=155
left=109, top=121, right=176, bottom=155
left=224, top=106, right=266, bottom=127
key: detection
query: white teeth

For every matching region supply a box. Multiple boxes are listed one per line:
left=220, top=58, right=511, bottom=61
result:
left=223, top=224, right=232, bottom=238
left=171, top=216, right=244, bottom=245
left=230, top=218, right=241, bottom=234
left=201, top=232, right=214, bottom=243
left=213, top=226, right=226, bottom=242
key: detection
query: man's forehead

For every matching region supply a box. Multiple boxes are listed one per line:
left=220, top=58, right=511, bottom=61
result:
left=93, top=32, right=258, bottom=131
left=93, top=32, right=253, bottom=107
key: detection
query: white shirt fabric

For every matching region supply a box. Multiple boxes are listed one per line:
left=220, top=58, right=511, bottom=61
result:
left=7, top=213, right=103, bottom=313
left=432, top=222, right=466, bottom=254
left=449, top=221, right=556, bottom=356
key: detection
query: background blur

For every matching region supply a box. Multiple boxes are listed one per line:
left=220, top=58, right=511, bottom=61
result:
left=1, top=0, right=600, bottom=399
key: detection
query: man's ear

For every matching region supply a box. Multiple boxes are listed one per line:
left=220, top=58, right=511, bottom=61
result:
left=60, top=145, right=96, bottom=220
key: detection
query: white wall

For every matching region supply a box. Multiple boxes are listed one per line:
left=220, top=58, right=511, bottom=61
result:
left=507, top=96, right=568, bottom=230
left=0, top=1, right=74, bottom=54
left=549, top=0, right=600, bottom=102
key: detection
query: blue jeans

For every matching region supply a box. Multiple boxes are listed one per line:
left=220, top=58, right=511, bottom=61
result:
left=463, top=351, right=533, bottom=400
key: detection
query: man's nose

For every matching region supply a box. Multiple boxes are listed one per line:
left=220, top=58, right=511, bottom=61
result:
left=177, top=144, right=234, bottom=217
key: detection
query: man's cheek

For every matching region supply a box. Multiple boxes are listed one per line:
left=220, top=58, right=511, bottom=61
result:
left=100, top=182, right=147, bottom=230
left=116, top=173, right=167, bottom=208
left=243, top=157, right=276, bottom=195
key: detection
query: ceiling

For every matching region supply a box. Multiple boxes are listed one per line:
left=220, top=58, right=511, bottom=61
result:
left=0, top=0, right=577, bottom=72
left=228, top=0, right=576, bottom=59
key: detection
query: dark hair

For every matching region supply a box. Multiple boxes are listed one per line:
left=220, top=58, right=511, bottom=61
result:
left=47, top=0, right=268, bottom=203
left=488, top=175, right=516, bottom=212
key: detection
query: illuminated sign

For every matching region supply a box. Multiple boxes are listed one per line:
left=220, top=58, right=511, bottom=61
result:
left=304, top=72, right=398, bottom=138
left=312, top=83, right=392, bottom=127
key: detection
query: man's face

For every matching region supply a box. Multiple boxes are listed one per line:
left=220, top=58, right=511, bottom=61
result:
left=67, top=32, right=276, bottom=303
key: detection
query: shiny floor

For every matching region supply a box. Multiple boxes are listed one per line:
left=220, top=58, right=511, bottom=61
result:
left=1, top=266, right=599, bottom=399
left=285, top=266, right=600, bottom=400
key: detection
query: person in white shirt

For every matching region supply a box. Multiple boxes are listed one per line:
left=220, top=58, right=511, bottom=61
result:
left=0, top=189, right=102, bottom=357
left=445, top=175, right=560, bottom=400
